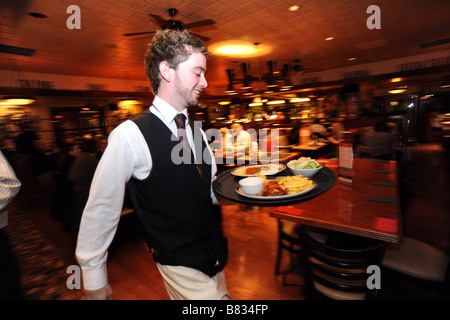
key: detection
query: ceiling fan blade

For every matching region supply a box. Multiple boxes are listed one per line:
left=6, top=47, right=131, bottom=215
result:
left=190, top=32, right=210, bottom=42
left=183, top=19, right=215, bottom=30
left=124, top=31, right=156, bottom=36
left=149, top=13, right=169, bottom=28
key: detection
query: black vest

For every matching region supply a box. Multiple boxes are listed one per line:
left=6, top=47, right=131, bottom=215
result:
left=127, top=110, right=227, bottom=277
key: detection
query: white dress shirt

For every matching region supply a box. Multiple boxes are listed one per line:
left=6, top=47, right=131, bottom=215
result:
left=0, top=151, right=21, bottom=230
left=76, top=96, right=218, bottom=291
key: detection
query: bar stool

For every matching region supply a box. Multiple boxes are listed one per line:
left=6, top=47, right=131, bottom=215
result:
left=301, top=227, right=385, bottom=300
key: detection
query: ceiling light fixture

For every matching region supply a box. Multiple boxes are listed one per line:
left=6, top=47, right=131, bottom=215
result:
left=288, top=5, right=303, bottom=12
left=1, top=96, right=36, bottom=105
left=390, top=77, right=403, bottom=83
left=441, top=75, right=450, bottom=88
left=28, top=12, right=48, bottom=19
left=267, top=100, right=286, bottom=105
left=118, top=98, right=141, bottom=107
left=290, top=97, right=311, bottom=103
left=226, top=60, right=292, bottom=95
left=211, top=42, right=271, bottom=58
left=325, top=37, right=334, bottom=41
left=388, top=86, right=407, bottom=94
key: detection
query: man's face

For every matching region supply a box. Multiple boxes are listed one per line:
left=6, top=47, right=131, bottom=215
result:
left=172, top=51, right=208, bottom=108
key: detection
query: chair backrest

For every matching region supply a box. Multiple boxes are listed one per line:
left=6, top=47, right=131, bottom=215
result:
left=301, top=228, right=384, bottom=300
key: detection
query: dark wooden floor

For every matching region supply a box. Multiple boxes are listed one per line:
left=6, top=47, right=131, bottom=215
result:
left=6, top=142, right=450, bottom=300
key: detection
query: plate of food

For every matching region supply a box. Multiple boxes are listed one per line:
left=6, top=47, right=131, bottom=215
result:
left=235, top=175, right=316, bottom=200
left=231, top=164, right=286, bottom=177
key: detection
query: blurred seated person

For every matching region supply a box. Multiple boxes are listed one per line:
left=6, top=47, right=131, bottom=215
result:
left=15, top=121, right=39, bottom=155
left=309, top=119, right=330, bottom=138
left=288, top=120, right=301, bottom=144
left=259, top=128, right=288, bottom=154
left=51, top=142, right=81, bottom=230
left=358, top=119, right=395, bottom=159
left=29, top=138, right=57, bottom=181
left=68, top=139, right=99, bottom=236
left=327, top=121, right=345, bottom=145
left=218, top=127, right=233, bottom=155
left=230, top=123, right=250, bottom=155
left=95, top=135, right=108, bottom=159
left=324, top=121, right=345, bottom=158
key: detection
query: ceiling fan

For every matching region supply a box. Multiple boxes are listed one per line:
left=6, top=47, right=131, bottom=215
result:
left=123, top=8, right=215, bottom=41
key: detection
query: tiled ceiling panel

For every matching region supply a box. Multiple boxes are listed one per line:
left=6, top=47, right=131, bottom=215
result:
left=0, top=0, right=449, bottom=96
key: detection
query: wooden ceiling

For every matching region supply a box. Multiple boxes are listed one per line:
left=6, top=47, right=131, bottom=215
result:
left=1, top=0, right=449, bottom=96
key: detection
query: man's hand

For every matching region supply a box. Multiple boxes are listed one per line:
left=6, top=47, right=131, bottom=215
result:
left=84, top=283, right=113, bottom=300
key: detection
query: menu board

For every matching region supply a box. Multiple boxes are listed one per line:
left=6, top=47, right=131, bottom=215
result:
left=338, top=143, right=353, bottom=183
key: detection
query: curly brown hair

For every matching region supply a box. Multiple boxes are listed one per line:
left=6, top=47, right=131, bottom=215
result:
left=144, top=29, right=209, bottom=94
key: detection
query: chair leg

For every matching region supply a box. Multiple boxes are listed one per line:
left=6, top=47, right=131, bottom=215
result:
left=280, top=246, right=302, bottom=287
left=274, top=244, right=283, bottom=275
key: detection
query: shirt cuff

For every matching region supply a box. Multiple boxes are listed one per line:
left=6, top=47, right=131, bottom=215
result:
left=0, top=210, right=7, bottom=230
left=81, top=264, right=108, bottom=291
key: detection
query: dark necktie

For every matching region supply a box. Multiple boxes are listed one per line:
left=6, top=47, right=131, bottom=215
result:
left=174, top=113, right=194, bottom=162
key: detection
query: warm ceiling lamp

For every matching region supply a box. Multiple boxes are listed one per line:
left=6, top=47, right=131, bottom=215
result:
left=290, top=97, right=311, bottom=103
left=119, top=98, right=140, bottom=104
left=1, top=96, right=36, bottom=105
left=288, top=5, right=302, bottom=11
left=210, top=42, right=271, bottom=58
left=388, top=86, right=407, bottom=94
left=441, top=75, right=450, bottom=88
left=267, top=100, right=285, bottom=105
left=390, top=77, right=403, bottom=83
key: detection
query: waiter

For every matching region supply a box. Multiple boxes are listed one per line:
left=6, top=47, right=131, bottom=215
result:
left=76, top=30, right=229, bottom=300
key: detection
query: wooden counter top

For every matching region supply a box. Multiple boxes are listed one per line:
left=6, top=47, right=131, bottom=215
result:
left=271, top=158, right=403, bottom=243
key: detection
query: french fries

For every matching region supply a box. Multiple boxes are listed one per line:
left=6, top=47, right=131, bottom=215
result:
left=277, top=175, right=314, bottom=194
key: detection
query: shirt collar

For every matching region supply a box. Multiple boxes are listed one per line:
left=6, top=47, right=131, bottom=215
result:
left=152, top=95, right=188, bottom=126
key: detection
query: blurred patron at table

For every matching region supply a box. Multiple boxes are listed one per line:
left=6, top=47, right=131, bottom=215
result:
left=51, top=142, right=81, bottom=231
left=288, top=120, right=302, bottom=145
left=325, top=121, right=345, bottom=158
left=68, top=139, right=99, bottom=239
left=218, top=127, right=233, bottom=157
left=358, top=119, right=395, bottom=159
left=310, top=119, right=331, bottom=139
left=230, top=123, right=250, bottom=156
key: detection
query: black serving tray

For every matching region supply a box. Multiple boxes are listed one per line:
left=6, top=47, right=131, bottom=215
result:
left=213, top=165, right=336, bottom=206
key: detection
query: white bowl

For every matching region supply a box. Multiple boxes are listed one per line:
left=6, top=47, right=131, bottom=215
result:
left=287, top=163, right=323, bottom=178
left=239, top=177, right=265, bottom=195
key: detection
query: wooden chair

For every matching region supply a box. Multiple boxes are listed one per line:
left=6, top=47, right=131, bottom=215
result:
left=274, top=219, right=303, bottom=286
left=381, top=236, right=450, bottom=299
left=301, top=227, right=385, bottom=300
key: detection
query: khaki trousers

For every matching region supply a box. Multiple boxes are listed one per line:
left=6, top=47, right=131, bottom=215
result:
left=157, top=263, right=230, bottom=300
